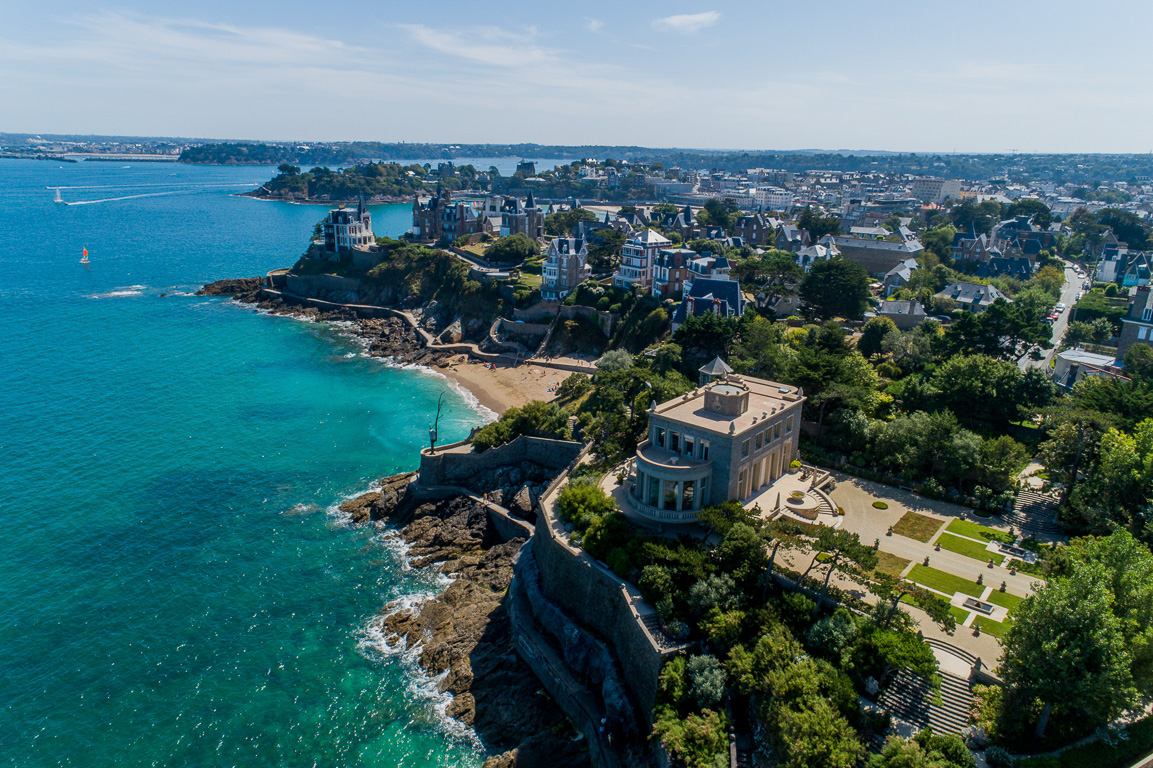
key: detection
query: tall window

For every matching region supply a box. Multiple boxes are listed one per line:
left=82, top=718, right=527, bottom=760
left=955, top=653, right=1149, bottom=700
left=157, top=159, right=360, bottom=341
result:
left=699, top=440, right=710, bottom=460
left=773, top=423, right=781, bottom=441
left=684, top=436, right=694, bottom=457
left=656, top=427, right=666, bottom=448
left=786, top=416, right=793, bottom=433
left=670, top=432, right=680, bottom=452
left=741, top=439, right=750, bottom=458
left=755, top=432, right=763, bottom=450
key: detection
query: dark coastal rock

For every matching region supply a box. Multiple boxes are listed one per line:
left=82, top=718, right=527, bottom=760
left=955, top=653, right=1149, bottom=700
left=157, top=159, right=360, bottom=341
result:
left=346, top=478, right=585, bottom=766
left=338, top=492, right=380, bottom=525
left=509, top=486, right=534, bottom=519
left=196, top=277, right=263, bottom=300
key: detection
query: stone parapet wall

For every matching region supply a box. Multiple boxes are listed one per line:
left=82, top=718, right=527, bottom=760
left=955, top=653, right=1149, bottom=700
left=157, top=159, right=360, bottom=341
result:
left=410, top=483, right=535, bottom=542
left=418, top=435, right=583, bottom=489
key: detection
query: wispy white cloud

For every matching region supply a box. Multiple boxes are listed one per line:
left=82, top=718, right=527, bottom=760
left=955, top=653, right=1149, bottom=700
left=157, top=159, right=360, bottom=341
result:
left=652, top=11, right=720, bottom=33
left=586, top=18, right=604, bottom=33
left=397, top=24, right=555, bottom=68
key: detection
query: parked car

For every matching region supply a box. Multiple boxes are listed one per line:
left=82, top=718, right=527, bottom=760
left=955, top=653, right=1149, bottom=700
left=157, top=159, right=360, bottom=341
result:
left=1055, top=302, right=1066, bottom=312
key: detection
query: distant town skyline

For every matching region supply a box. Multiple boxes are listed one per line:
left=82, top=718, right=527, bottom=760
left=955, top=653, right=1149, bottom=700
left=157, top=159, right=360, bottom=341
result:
left=2, top=0, right=1151, bottom=154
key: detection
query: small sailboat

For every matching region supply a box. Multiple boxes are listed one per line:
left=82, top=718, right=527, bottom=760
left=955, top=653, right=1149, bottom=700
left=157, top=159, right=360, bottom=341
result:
left=80, top=248, right=89, bottom=265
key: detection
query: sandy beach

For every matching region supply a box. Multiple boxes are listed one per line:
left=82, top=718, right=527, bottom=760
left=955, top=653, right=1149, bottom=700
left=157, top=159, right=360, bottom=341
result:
left=438, top=358, right=568, bottom=415
left=438, top=357, right=564, bottom=412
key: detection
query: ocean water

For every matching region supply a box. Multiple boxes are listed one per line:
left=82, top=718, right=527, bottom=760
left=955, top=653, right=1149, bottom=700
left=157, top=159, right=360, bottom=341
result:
left=0, top=160, right=491, bottom=767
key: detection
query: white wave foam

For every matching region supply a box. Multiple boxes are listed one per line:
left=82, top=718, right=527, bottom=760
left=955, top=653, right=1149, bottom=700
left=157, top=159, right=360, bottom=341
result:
left=357, top=612, right=483, bottom=748
left=386, top=361, right=498, bottom=424
left=281, top=502, right=320, bottom=516
left=88, top=285, right=146, bottom=299
left=324, top=480, right=384, bottom=528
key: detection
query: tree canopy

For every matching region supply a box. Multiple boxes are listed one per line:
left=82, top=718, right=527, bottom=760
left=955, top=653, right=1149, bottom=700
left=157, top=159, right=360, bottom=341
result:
left=800, top=259, right=872, bottom=320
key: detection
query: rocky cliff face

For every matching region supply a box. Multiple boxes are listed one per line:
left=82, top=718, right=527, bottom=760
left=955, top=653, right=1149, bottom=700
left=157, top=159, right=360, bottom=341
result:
left=197, top=280, right=451, bottom=367
left=342, top=475, right=588, bottom=768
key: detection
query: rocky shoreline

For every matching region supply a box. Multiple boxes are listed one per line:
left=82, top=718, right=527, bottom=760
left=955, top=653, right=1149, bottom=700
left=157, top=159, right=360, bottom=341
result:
left=196, top=278, right=453, bottom=369
left=341, top=474, right=587, bottom=768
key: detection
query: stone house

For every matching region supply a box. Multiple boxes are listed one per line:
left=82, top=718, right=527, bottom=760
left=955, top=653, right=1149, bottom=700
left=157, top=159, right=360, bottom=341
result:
left=652, top=247, right=695, bottom=299
left=626, top=364, right=805, bottom=522
left=732, top=213, right=774, bottom=246
left=883, top=257, right=921, bottom=297
left=411, top=187, right=485, bottom=243
left=832, top=235, right=924, bottom=277
left=500, top=192, right=544, bottom=240
left=541, top=237, right=590, bottom=300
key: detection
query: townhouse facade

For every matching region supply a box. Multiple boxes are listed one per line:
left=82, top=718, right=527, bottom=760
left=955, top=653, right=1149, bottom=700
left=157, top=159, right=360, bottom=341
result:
left=540, top=237, right=590, bottom=300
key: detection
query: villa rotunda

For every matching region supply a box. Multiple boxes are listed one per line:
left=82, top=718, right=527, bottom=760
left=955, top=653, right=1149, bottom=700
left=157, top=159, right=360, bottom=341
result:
left=627, top=359, right=805, bottom=523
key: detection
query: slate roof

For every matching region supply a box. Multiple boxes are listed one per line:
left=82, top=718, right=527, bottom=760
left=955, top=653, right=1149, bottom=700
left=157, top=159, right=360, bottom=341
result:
left=699, top=357, right=733, bottom=377
left=936, top=282, right=1010, bottom=307
left=672, top=278, right=746, bottom=325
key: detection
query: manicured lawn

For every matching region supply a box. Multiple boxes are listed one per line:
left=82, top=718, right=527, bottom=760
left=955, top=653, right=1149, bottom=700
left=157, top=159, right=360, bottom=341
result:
left=907, top=564, right=985, bottom=597
left=950, top=606, right=970, bottom=625
left=986, top=590, right=1025, bottom=613
left=893, top=511, right=944, bottom=543
left=873, top=550, right=912, bottom=578
left=936, top=533, right=1005, bottom=565
left=973, top=615, right=1012, bottom=639
left=946, top=518, right=1015, bottom=545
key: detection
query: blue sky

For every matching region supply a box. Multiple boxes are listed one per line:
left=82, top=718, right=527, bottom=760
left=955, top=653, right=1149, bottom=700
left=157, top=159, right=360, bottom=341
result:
left=2, top=0, right=1151, bottom=152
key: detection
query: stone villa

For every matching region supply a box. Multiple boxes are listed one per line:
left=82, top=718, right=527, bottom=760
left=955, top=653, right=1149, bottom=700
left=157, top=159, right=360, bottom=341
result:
left=627, top=359, right=805, bottom=523
left=321, top=197, right=375, bottom=254
left=540, top=237, right=590, bottom=300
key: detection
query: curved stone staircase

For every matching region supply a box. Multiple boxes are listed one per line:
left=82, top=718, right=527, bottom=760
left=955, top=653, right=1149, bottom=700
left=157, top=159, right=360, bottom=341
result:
left=879, top=668, right=973, bottom=735
left=1004, top=488, right=1064, bottom=535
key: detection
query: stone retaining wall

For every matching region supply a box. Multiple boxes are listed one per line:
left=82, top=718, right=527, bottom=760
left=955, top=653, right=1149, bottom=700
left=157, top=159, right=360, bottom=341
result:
left=514, top=302, right=617, bottom=337
left=530, top=522, right=666, bottom=716
left=285, top=273, right=363, bottom=298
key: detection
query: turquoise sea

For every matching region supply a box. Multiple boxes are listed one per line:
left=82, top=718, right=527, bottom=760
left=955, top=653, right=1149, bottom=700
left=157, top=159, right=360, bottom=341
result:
left=0, top=160, right=494, bottom=767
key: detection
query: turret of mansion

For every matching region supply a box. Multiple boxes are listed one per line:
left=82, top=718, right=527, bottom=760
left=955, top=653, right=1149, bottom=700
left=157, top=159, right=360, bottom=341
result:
left=627, top=358, right=805, bottom=523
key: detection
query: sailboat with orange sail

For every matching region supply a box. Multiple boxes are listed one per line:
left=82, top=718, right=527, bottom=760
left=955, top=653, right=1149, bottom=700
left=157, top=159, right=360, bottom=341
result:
left=80, top=248, right=89, bottom=265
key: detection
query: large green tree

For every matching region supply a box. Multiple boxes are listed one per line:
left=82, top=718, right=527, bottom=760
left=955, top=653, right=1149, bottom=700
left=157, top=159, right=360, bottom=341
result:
left=800, top=258, right=872, bottom=320
left=484, top=233, right=540, bottom=263
left=1001, top=559, right=1137, bottom=739
left=543, top=207, right=597, bottom=236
